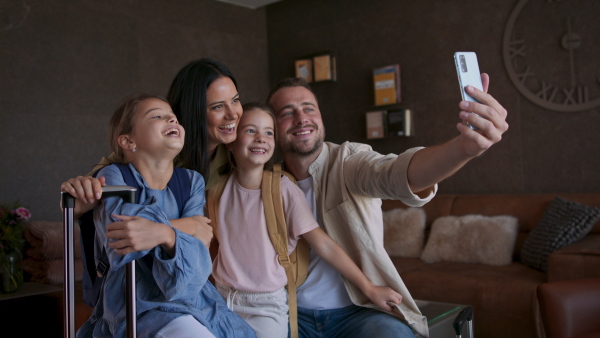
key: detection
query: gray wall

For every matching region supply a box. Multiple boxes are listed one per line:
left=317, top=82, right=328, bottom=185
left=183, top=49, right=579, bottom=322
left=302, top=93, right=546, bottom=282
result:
left=0, top=0, right=269, bottom=221
left=266, top=0, right=600, bottom=195
left=2, top=0, right=600, bottom=222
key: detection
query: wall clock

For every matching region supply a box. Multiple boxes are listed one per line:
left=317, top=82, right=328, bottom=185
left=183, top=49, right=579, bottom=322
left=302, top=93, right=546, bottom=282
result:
left=503, top=0, right=600, bottom=112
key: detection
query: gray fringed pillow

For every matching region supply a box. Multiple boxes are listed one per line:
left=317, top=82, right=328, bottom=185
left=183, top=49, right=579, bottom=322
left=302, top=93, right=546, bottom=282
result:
left=520, top=197, right=600, bottom=271
left=383, top=207, right=426, bottom=258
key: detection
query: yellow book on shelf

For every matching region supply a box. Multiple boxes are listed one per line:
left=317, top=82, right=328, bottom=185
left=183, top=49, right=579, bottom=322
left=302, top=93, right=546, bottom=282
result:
left=373, top=65, right=400, bottom=106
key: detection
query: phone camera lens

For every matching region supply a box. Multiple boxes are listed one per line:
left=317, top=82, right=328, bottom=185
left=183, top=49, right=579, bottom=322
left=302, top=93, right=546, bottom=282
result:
left=459, top=55, right=468, bottom=72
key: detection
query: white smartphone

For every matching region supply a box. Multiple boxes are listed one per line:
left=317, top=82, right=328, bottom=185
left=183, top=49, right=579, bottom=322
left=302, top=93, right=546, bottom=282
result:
left=454, top=52, right=483, bottom=129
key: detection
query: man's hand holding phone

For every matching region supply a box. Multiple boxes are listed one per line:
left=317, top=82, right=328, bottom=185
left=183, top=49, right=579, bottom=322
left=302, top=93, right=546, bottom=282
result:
left=454, top=72, right=509, bottom=158
left=454, top=52, right=484, bottom=130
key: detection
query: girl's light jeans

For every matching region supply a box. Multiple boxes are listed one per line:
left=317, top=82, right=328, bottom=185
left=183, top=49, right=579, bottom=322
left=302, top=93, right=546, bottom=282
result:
left=217, top=283, right=289, bottom=338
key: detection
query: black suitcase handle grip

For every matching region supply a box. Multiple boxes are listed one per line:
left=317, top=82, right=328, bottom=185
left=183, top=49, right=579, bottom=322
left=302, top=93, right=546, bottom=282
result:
left=453, top=306, right=474, bottom=336
left=61, top=185, right=137, bottom=207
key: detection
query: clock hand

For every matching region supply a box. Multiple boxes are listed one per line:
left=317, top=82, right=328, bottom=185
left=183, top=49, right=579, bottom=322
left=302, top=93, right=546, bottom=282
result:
left=561, top=16, right=580, bottom=88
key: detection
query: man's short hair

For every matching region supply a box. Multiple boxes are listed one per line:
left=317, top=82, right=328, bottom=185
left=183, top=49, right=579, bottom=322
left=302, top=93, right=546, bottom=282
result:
left=266, top=77, right=318, bottom=107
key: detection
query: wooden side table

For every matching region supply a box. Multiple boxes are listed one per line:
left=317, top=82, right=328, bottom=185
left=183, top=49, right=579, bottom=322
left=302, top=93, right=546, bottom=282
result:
left=0, top=282, right=61, bottom=301
left=0, top=282, right=64, bottom=337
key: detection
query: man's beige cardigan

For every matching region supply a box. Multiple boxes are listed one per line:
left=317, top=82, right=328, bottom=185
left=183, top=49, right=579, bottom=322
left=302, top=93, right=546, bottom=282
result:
left=299, top=141, right=437, bottom=337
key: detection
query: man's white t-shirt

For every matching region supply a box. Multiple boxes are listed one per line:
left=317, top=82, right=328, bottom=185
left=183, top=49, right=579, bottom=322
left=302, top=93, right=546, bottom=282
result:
left=295, top=176, right=354, bottom=310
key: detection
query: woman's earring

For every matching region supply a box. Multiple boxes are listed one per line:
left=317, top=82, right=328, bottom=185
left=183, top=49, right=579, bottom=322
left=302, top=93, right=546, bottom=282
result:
left=132, top=146, right=136, bottom=152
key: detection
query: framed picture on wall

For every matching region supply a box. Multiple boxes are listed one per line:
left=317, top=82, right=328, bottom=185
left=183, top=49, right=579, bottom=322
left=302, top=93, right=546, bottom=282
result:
left=366, top=110, right=387, bottom=139
left=387, top=108, right=413, bottom=137
left=295, top=52, right=337, bottom=83
left=313, top=53, right=336, bottom=82
left=295, top=59, right=313, bottom=83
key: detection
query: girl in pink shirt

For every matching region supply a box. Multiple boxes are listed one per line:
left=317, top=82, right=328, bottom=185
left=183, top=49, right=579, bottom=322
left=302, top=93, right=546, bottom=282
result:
left=211, top=102, right=402, bottom=338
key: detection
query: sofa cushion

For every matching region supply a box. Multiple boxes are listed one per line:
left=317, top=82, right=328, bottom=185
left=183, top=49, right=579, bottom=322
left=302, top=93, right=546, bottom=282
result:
left=25, top=221, right=81, bottom=259
left=520, top=197, right=600, bottom=271
left=383, top=207, right=426, bottom=257
left=420, top=215, right=519, bottom=265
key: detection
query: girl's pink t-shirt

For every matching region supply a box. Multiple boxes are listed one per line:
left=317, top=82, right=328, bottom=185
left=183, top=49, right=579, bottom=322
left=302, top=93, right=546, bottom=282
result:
left=212, top=173, right=319, bottom=292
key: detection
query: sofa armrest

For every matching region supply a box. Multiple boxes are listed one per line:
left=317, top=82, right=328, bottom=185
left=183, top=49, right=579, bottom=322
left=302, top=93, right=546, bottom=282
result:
left=537, top=278, right=600, bottom=338
left=547, top=234, right=600, bottom=282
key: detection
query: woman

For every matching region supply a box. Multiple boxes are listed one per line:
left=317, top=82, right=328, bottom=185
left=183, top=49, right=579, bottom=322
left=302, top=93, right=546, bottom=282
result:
left=166, top=59, right=241, bottom=189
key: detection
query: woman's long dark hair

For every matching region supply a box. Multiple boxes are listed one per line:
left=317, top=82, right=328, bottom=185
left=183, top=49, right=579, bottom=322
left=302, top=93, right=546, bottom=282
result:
left=167, top=58, right=238, bottom=181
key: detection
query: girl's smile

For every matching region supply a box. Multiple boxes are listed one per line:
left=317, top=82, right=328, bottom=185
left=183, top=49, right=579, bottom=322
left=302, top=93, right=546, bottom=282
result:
left=127, top=98, right=185, bottom=157
left=229, top=108, right=275, bottom=170
left=162, top=127, right=181, bottom=137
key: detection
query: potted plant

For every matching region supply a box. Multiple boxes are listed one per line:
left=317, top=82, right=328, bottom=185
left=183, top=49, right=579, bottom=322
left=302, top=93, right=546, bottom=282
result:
left=0, top=202, right=30, bottom=293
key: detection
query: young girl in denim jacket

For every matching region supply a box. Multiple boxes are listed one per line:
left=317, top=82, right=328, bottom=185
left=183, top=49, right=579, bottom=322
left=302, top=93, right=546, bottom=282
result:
left=76, top=93, right=255, bottom=338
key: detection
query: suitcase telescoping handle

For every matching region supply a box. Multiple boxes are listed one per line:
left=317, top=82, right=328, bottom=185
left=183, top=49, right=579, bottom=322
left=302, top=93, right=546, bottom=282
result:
left=453, top=306, right=474, bottom=338
left=61, top=186, right=137, bottom=338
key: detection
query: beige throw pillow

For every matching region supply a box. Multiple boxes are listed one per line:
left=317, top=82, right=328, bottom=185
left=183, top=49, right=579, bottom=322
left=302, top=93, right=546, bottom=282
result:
left=420, top=215, right=519, bottom=266
left=383, top=207, right=426, bottom=258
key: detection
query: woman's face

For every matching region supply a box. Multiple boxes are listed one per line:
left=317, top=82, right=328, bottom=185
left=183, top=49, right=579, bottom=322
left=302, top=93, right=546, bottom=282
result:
left=206, top=76, right=242, bottom=154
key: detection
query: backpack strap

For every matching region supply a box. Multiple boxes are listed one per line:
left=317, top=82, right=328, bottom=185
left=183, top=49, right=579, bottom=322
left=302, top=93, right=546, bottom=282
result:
left=206, top=173, right=230, bottom=249
left=278, top=168, right=310, bottom=288
left=262, top=163, right=299, bottom=338
left=168, top=167, right=192, bottom=215
left=79, top=200, right=104, bottom=307
left=114, top=163, right=141, bottom=202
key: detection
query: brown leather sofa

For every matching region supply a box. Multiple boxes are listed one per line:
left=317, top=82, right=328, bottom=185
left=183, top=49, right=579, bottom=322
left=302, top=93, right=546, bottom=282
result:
left=382, top=193, right=600, bottom=338
left=537, top=278, right=600, bottom=338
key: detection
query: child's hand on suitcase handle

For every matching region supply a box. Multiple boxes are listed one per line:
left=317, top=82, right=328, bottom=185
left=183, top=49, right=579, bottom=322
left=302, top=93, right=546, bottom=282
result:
left=60, top=176, right=106, bottom=218
left=364, top=285, right=403, bottom=312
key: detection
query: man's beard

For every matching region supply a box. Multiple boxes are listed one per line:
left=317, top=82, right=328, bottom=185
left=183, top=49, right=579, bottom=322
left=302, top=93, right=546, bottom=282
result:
left=280, top=129, right=324, bottom=158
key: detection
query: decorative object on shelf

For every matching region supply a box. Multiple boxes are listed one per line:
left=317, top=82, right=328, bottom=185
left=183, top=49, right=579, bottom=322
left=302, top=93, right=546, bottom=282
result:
left=373, top=64, right=401, bottom=106
left=503, top=0, right=600, bottom=112
left=366, top=110, right=387, bottom=139
left=295, top=59, right=313, bottom=83
left=387, top=109, right=413, bottom=137
left=1, top=250, right=23, bottom=293
left=365, top=107, right=413, bottom=139
left=295, top=52, right=336, bottom=83
left=0, top=202, right=30, bottom=293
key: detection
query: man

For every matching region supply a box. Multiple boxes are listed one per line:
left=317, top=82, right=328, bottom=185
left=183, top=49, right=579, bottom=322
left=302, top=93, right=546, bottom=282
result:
left=266, top=75, right=508, bottom=338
